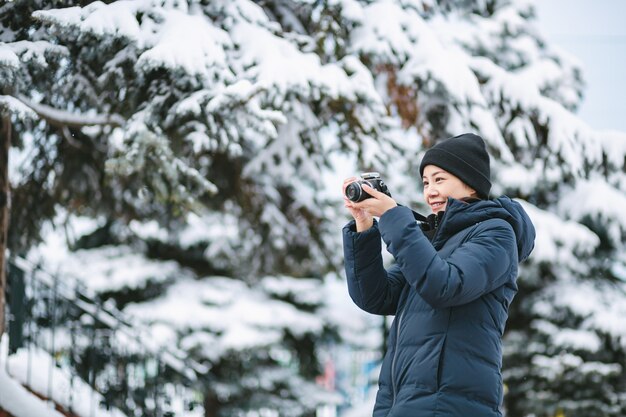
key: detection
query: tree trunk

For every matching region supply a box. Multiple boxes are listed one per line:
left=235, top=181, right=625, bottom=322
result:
left=0, top=114, right=11, bottom=336
left=203, top=389, right=223, bottom=417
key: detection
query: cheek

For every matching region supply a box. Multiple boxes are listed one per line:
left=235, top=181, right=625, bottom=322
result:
left=438, top=185, right=452, bottom=199
left=450, top=184, right=472, bottom=199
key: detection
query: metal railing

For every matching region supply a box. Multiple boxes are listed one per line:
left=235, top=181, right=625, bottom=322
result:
left=3, top=256, right=211, bottom=417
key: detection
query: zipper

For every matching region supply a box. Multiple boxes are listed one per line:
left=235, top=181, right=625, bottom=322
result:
left=430, top=204, right=447, bottom=249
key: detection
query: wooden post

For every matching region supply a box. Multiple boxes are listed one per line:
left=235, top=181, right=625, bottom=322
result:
left=0, top=114, right=11, bottom=336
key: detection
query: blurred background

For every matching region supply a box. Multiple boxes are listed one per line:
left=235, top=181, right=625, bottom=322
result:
left=1, top=1, right=625, bottom=417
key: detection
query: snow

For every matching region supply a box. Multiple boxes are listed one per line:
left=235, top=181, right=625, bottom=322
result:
left=494, top=160, right=542, bottom=195
left=329, top=0, right=365, bottom=22
left=612, top=258, right=626, bottom=283
left=351, top=0, right=487, bottom=106
left=180, top=210, right=240, bottom=249
left=403, top=40, right=485, bottom=111
left=135, top=11, right=231, bottom=80
left=559, top=178, right=626, bottom=244
left=26, top=212, right=381, bottom=369
left=534, top=279, right=626, bottom=348
left=35, top=1, right=232, bottom=81
left=532, top=352, right=621, bottom=381
left=232, top=21, right=366, bottom=105
left=350, top=0, right=417, bottom=64
left=0, top=96, right=37, bottom=124
left=3, top=40, right=68, bottom=67
left=30, top=243, right=181, bottom=293
left=517, top=200, right=599, bottom=266
left=0, top=336, right=128, bottom=417
left=531, top=352, right=584, bottom=380
left=532, top=317, right=602, bottom=353
left=33, top=2, right=143, bottom=40
left=14, top=93, right=125, bottom=127
left=260, top=275, right=324, bottom=306
left=105, top=117, right=218, bottom=196
left=243, top=108, right=321, bottom=185
left=35, top=0, right=377, bottom=105
left=595, top=129, right=626, bottom=169
left=11, top=253, right=209, bottom=379
left=0, top=367, right=66, bottom=417
left=122, top=274, right=325, bottom=355
left=469, top=54, right=605, bottom=177
left=552, top=328, right=602, bottom=352
left=220, top=322, right=283, bottom=351
left=0, top=43, right=20, bottom=68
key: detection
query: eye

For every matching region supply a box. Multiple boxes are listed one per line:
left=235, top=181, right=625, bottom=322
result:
left=423, top=181, right=429, bottom=187
left=435, top=177, right=444, bottom=183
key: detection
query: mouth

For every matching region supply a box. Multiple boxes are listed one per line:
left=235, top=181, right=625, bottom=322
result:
left=430, top=201, right=446, bottom=211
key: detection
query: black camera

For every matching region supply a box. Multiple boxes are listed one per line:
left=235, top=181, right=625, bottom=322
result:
left=345, top=172, right=391, bottom=202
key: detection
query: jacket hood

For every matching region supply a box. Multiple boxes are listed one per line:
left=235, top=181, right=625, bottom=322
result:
left=436, top=196, right=536, bottom=262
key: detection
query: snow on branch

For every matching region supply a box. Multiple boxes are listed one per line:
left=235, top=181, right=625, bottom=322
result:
left=0, top=95, right=37, bottom=119
left=12, top=94, right=125, bottom=128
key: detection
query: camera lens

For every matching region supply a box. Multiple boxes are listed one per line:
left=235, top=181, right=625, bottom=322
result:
left=345, top=182, right=362, bottom=202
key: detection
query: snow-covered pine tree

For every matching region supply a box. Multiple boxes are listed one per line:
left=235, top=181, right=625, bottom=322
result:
left=1, top=0, right=127, bottom=252
left=20, top=0, right=412, bottom=275
left=2, top=0, right=391, bottom=415
left=4, top=0, right=626, bottom=416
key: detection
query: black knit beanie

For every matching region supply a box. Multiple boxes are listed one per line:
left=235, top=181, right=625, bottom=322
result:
left=419, top=133, right=492, bottom=199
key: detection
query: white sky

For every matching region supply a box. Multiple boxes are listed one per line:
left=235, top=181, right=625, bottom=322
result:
left=534, top=0, right=626, bottom=132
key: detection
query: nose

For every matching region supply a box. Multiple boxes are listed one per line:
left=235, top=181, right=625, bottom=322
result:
left=427, top=184, right=439, bottom=197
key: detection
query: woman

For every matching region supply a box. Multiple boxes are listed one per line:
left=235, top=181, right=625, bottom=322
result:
left=342, top=133, right=535, bottom=417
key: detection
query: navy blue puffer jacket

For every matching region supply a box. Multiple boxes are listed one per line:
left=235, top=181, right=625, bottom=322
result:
left=343, top=196, right=535, bottom=417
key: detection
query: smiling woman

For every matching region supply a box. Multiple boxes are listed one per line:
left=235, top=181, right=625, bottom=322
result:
left=341, top=133, right=536, bottom=417
left=419, top=133, right=491, bottom=213
left=421, top=166, right=476, bottom=213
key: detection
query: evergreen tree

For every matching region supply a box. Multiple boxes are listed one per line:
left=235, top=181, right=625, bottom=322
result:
left=2, top=0, right=388, bottom=415
left=2, top=0, right=626, bottom=416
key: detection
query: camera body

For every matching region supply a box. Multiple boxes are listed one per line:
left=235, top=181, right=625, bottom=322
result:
left=345, top=172, right=391, bottom=202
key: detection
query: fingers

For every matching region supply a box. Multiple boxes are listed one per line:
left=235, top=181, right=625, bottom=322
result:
left=344, top=198, right=361, bottom=212
left=361, top=184, right=383, bottom=199
left=342, top=177, right=358, bottom=193
left=359, top=185, right=397, bottom=216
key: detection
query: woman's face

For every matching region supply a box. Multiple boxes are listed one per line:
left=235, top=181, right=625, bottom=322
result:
left=422, top=165, right=476, bottom=213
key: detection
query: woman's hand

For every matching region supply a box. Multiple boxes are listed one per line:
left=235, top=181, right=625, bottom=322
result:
left=343, top=177, right=373, bottom=231
left=354, top=184, right=398, bottom=217
left=342, top=178, right=398, bottom=231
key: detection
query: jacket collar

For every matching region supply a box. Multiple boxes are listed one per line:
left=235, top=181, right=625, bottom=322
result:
left=429, top=197, right=535, bottom=261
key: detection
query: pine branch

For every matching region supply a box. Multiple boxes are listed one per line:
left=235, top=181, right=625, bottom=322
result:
left=12, top=94, right=125, bottom=128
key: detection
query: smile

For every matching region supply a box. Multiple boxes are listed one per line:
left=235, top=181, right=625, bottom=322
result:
left=430, top=201, right=445, bottom=210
